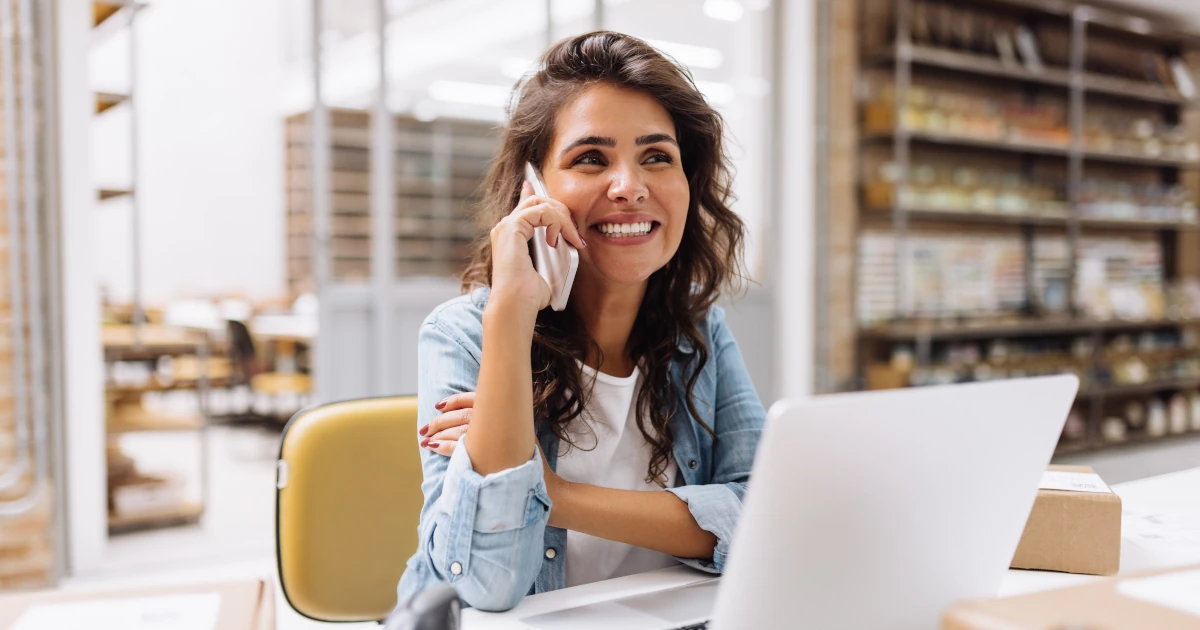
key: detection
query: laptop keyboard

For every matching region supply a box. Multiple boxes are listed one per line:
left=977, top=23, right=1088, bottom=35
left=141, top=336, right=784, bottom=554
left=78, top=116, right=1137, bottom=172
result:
left=675, top=623, right=709, bottom=630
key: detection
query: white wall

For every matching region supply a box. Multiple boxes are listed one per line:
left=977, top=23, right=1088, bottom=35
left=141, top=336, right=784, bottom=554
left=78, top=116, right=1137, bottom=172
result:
left=775, top=0, right=816, bottom=399
left=60, top=0, right=108, bottom=577
left=91, top=0, right=285, bottom=305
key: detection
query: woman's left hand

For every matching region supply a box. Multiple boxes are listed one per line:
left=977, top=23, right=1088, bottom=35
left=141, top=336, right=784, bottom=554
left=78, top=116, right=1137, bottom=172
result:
left=419, top=392, right=476, bottom=457
left=421, top=393, right=567, bottom=494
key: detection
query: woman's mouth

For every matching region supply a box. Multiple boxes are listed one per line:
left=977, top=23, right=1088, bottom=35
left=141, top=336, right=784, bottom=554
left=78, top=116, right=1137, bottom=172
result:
left=592, top=221, right=660, bottom=243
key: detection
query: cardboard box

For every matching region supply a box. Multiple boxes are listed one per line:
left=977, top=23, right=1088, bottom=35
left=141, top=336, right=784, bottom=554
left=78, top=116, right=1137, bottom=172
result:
left=1010, top=464, right=1121, bottom=576
left=943, top=564, right=1200, bottom=629
left=0, top=578, right=273, bottom=630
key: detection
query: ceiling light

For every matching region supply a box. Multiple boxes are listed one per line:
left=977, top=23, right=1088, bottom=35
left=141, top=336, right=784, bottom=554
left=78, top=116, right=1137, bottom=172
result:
left=704, top=0, right=745, bottom=22
left=427, top=80, right=511, bottom=108
left=696, top=81, right=735, bottom=106
left=645, top=39, right=724, bottom=70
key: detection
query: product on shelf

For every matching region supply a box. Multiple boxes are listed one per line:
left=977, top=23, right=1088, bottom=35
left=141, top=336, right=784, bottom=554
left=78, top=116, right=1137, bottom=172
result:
left=1124, top=400, right=1146, bottom=429
left=1076, top=181, right=1198, bottom=223
left=1083, top=115, right=1200, bottom=162
left=1062, top=408, right=1087, bottom=442
left=1101, top=416, right=1127, bottom=443
left=1169, top=394, right=1189, bottom=435
left=857, top=230, right=1025, bottom=323
left=865, top=84, right=1067, bottom=148
left=866, top=161, right=1068, bottom=217
left=1145, top=399, right=1168, bottom=437
left=1190, top=391, right=1200, bottom=432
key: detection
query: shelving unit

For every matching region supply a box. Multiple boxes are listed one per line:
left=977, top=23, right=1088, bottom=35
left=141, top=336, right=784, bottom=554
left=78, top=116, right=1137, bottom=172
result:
left=283, top=108, right=497, bottom=293
left=102, top=323, right=219, bottom=533
left=851, top=0, right=1200, bottom=455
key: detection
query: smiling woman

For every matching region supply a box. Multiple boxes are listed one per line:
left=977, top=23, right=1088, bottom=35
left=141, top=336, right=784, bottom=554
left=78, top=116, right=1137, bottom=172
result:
left=396, top=31, right=766, bottom=612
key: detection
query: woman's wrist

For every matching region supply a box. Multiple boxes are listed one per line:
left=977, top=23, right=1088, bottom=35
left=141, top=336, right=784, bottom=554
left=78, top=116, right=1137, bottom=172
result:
left=545, top=476, right=574, bottom=529
left=483, top=291, right=539, bottom=334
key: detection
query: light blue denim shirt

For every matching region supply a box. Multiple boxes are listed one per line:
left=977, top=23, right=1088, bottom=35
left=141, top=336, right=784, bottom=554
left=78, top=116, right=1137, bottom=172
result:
left=396, top=287, right=766, bottom=611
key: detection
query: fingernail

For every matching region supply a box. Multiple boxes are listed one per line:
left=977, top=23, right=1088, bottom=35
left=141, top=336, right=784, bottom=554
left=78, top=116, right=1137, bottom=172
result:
left=419, top=425, right=429, bottom=436
left=427, top=441, right=440, bottom=449
left=581, top=238, right=588, bottom=248
left=420, top=438, right=430, bottom=448
left=435, top=399, right=447, bottom=411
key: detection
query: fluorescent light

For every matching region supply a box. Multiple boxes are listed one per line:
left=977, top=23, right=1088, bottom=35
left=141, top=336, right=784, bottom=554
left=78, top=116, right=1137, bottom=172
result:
left=645, top=39, right=724, bottom=70
left=502, top=57, right=537, bottom=80
left=704, top=0, right=744, bottom=22
left=427, top=80, right=512, bottom=108
left=696, top=81, right=735, bottom=106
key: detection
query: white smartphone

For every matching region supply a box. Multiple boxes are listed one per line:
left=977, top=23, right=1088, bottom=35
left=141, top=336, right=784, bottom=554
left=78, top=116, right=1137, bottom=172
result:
left=525, top=162, right=579, bottom=312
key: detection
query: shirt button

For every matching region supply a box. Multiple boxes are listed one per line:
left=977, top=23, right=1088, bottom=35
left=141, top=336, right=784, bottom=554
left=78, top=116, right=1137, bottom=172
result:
left=688, top=459, right=698, bottom=470
left=450, top=562, right=463, bottom=575
left=545, top=548, right=557, bottom=560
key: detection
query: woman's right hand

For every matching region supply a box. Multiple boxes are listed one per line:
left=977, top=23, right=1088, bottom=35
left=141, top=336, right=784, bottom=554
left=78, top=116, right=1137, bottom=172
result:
left=488, top=180, right=586, bottom=313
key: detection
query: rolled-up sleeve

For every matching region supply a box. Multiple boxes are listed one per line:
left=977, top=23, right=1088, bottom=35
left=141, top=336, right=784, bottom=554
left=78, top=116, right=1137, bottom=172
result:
left=666, top=306, right=765, bottom=573
left=397, top=313, right=551, bottom=612
left=425, top=436, right=551, bottom=610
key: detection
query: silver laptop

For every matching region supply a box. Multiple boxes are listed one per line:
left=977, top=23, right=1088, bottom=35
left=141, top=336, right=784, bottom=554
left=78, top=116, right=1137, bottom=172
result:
left=518, top=375, right=1078, bottom=630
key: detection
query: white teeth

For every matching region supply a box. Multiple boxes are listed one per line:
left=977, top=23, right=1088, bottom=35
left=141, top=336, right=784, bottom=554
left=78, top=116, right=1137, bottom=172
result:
left=598, top=221, right=653, bottom=238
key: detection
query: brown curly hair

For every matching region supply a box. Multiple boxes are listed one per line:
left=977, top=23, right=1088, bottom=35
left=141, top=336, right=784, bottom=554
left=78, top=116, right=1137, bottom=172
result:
left=460, top=31, right=747, bottom=485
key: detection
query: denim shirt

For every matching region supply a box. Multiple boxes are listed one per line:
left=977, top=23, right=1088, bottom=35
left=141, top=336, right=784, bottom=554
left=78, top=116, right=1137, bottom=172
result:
left=395, top=287, right=766, bottom=612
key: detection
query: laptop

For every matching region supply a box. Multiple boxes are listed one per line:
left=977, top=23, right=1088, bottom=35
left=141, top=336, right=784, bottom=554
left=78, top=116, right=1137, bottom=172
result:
left=516, top=375, right=1078, bottom=630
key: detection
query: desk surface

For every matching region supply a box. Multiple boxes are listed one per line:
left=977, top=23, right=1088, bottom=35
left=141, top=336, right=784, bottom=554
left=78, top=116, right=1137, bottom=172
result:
left=463, top=466, right=1200, bottom=629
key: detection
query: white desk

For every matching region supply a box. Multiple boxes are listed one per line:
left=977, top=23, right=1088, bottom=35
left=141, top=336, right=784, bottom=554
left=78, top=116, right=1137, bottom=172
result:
left=464, top=466, right=1200, bottom=629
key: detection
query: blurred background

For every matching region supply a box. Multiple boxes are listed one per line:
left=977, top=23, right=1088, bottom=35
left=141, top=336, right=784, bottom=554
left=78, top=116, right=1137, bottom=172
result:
left=1, top=0, right=1199, bottom=623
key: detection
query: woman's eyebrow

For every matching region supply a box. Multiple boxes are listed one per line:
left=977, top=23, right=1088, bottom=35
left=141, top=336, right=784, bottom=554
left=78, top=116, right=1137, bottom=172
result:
left=635, top=133, right=677, bottom=146
left=560, top=135, right=616, bottom=158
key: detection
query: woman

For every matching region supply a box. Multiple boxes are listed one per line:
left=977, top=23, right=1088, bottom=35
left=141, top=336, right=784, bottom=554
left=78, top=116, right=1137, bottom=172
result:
left=396, top=31, right=766, bottom=612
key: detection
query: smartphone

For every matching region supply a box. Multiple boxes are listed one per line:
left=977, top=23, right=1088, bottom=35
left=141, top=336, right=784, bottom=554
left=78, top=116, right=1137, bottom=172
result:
left=525, top=162, right=579, bottom=312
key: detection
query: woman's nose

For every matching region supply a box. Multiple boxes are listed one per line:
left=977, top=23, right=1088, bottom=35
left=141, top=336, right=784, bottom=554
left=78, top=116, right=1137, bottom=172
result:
left=607, top=163, right=648, bottom=204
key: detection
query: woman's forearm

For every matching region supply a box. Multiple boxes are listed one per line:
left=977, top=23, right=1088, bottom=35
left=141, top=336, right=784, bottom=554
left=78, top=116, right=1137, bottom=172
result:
left=466, top=297, right=539, bottom=475
left=549, top=481, right=717, bottom=560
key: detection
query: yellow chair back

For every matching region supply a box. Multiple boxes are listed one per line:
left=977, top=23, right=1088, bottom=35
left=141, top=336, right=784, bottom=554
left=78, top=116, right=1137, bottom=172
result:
left=276, top=396, right=422, bottom=622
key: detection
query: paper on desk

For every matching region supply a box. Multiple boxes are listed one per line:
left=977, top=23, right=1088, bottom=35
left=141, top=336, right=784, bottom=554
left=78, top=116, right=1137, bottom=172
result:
left=13, top=593, right=221, bottom=630
left=1123, top=508, right=1200, bottom=554
left=1039, top=471, right=1110, bottom=493
left=1116, top=568, right=1200, bottom=618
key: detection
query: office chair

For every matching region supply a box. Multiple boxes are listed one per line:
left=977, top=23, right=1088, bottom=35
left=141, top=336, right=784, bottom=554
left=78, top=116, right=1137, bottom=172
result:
left=275, top=396, right=424, bottom=622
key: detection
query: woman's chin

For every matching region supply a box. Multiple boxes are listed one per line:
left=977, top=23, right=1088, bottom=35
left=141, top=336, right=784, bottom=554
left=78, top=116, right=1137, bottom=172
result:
left=580, top=260, right=663, bottom=289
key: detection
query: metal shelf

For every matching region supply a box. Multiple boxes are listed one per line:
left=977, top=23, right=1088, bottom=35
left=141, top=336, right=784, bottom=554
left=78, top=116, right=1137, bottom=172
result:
left=863, top=131, right=1200, bottom=169
left=107, top=413, right=206, bottom=435
left=867, top=45, right=1190, bottom=106
left=97, top=188, right=133, bottom=201
left=863, top=130, right=1071, bottom=158
left=94, top=91, right=128, bottom=115
left=864, top=207, right=1069, bottom=227
left=865, top=207, right=1200, bottom=231
left=1085, top=377, right=1200, bottom=398
left=860, top=317, right=1200, bottom=341
left=108, top=501, right=204, bottom=534
left=1082, top=148, right=1200, bottom=169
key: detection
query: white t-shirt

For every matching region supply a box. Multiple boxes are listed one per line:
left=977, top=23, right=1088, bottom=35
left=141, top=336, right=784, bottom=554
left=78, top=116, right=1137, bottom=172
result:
left=554, top=363, right=681, bottom=587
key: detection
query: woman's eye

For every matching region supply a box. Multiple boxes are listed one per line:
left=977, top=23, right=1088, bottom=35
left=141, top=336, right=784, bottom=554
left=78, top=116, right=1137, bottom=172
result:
left=645, top=152, right=674, bottom=165
left=573, top=151, right=605, bottom=166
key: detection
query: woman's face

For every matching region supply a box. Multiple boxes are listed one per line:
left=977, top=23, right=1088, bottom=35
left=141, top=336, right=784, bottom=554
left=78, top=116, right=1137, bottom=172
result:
left=542, top=83, right=690, bottom=291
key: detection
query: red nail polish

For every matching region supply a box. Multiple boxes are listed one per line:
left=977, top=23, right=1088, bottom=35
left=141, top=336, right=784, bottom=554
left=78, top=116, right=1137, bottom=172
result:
left=419, top=425, right=429, bottom=436
left=581, top=238, right=588, bottom=248
left=427, top=441, right=440, bottom=449
left=435, top=399, right=447, bottom=411
left=420, top=438, right=431, bottom=447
